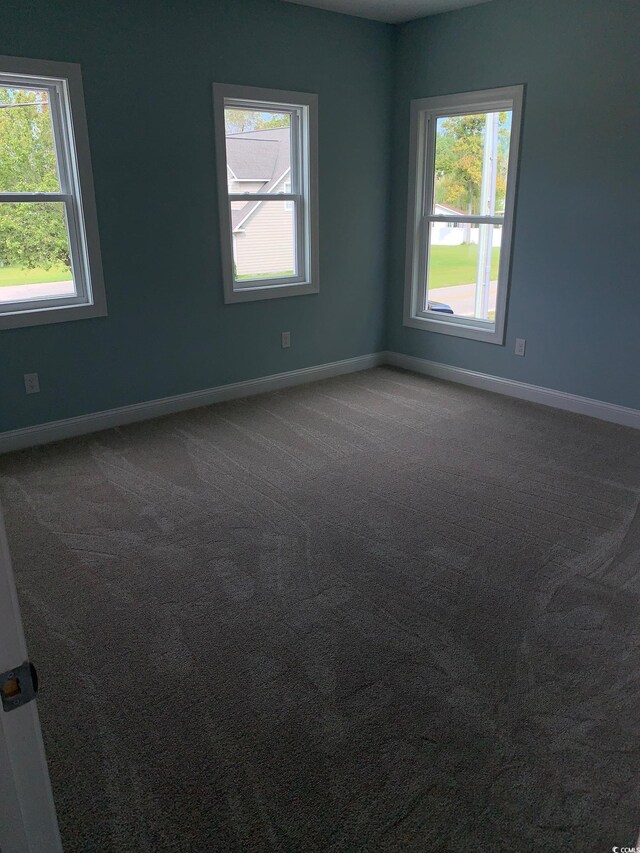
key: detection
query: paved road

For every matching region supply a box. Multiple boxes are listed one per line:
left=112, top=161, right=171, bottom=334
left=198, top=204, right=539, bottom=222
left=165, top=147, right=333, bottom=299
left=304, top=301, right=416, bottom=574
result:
left=0, top=280, right=75, bottom=303
left=431, top=280, right=498, bottom=317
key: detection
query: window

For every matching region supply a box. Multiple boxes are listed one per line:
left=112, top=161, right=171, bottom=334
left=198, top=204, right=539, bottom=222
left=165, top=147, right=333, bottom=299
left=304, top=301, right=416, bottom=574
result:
left=213, top=84, right=319, bottom=304
left=0, top=56, right=106, bottom=329
left=404, top=86, right=523, bottom=344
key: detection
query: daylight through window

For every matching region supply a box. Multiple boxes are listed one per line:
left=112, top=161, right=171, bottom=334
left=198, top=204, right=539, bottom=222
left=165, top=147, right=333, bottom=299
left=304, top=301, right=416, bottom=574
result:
left=404, top=87, right=523, bottom=344
left=213, top=84, right=318, bottom=304
left=0, top=59, right=105, bottom=328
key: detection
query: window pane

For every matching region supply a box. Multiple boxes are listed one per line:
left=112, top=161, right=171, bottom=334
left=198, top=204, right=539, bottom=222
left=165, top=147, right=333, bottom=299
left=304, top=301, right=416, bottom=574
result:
left=0, top=87, right=60, bottom=192
left=225, top=106, right=291, bottom=195
left=433, top=110, right=511, bottom=217
left=232, top=198, right=296, bottom=282
left=426, top=221, right=502, bottom=321
left=0, top=202, right=76, bottom=303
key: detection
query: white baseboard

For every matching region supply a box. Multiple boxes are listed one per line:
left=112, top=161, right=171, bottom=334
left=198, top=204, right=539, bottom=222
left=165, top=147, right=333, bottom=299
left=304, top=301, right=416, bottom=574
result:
left=0, top=353, right=385, bottom=454
left=2, top=349, right=638, bottom=454
left=384, top=351, right=640, bottom=430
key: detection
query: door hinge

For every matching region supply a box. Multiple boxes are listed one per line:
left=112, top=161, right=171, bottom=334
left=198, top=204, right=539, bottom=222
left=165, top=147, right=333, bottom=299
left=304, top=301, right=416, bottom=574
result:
left=1, top=661, right=38, bottom=712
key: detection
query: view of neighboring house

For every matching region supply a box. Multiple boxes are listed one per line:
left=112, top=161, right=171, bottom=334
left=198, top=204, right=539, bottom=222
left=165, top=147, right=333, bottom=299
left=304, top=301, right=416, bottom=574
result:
left=226, top=136, right=502, bottom=278
left=226, top=127, right=294, bottom=278
left=432, top=202, right=502, bottom=246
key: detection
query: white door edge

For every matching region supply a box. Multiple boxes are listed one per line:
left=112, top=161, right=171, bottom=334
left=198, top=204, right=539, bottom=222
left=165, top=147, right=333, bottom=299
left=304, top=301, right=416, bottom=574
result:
left=0, top=502, right=62, bottom=853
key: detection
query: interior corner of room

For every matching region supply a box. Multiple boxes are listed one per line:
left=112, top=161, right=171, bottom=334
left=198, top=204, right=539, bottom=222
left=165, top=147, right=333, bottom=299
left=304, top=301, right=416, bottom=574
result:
left=1, top=0, right=640, bottom=850
left=0, top=0, right=638, bottom=442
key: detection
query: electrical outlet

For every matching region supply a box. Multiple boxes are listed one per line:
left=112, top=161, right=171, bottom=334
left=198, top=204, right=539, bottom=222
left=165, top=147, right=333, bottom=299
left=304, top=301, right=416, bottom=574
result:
left=281, top=331, right=291, bottom=349
left=514, top=338, right=526, bottom=357
left=24, top=372, right=40, bottom=394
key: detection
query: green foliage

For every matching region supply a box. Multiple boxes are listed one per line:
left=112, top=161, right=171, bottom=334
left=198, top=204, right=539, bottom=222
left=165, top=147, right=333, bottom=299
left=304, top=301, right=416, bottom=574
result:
left=225, top=109, right=290, bottom=134
left=235, top=269, right=293, bottom=280
left=0, top=203, right=71, bottom=269
left=0, top=87, right=70, bottom=270
left=434, top=112, right=510, bottom=215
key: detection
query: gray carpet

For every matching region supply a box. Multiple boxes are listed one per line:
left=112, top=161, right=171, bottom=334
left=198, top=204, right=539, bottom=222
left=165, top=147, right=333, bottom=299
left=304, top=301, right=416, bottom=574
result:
left=1, top=366, right=639, bottom=852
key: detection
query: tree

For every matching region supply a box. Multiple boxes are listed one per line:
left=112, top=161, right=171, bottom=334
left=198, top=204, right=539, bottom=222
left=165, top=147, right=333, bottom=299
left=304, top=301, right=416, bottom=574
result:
left=224, top=109, right=290, bottom=134
left=0, top=87, right=70, bottom=269
left=434, top=113, right=510, bottom=215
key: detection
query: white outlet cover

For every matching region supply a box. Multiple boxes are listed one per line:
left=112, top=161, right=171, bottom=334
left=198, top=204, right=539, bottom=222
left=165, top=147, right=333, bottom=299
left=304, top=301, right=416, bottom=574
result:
left=24, top=372, right=40, bottom=394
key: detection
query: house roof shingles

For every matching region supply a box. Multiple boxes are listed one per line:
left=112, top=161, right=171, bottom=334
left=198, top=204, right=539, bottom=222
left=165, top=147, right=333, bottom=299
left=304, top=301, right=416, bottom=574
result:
left=226, top=137, right=279, bottom=181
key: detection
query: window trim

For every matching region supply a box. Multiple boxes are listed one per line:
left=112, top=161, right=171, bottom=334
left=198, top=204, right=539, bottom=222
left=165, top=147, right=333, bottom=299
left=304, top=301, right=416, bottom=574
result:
left=0, top=55, right=106, bottom=330
left=212, top=83, right=319, bottom=304
left=403, top=85, right=524, bottom=345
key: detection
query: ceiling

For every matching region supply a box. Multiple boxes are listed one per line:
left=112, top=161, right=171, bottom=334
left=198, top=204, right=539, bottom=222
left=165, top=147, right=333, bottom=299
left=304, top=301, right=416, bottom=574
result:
left=281, top=0, right=494, bottom=24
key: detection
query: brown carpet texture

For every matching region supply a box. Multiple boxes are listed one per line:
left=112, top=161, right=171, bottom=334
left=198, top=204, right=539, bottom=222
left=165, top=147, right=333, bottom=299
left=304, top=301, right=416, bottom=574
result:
left=1, top=366, right=639, bottom=852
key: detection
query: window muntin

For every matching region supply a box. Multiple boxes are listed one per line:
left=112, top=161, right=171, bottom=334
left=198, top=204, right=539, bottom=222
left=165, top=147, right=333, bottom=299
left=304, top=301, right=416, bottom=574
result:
left=404, top=87, right=523, bottom=344
left=0, top=58, right=105, bottom=328
left=213, top=84, right=318, bottom=304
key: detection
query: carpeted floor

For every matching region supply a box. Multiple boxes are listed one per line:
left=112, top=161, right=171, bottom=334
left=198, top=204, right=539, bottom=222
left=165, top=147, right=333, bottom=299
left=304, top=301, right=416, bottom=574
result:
left=1, top=366, right=639, bottom=852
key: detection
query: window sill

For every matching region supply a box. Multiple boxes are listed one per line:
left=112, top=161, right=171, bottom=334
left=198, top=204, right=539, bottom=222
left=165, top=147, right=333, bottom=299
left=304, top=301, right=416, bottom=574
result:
left=224, top=279, right=318, bottom=304
left=403, top=312, right=504, bottom=345
left=0, top=300, right=107, bottom=330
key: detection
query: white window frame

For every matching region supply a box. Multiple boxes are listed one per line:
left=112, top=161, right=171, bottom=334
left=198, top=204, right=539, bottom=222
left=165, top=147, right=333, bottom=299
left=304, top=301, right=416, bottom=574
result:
left=212, top=83, right=319, bottom=304
left=403, top=85, right=524, bottom=345
left=0, top=500, right=62, bottom=851
left=0, top=56, right=106, bottom=330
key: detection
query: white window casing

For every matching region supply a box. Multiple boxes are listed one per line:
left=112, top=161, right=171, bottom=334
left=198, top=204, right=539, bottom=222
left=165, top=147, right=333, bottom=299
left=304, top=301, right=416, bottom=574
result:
left=0, top=56, right=106, bottom=329
left=403, top=85, right=524, bottom=344
left=213, top=83, right=319, bottom=304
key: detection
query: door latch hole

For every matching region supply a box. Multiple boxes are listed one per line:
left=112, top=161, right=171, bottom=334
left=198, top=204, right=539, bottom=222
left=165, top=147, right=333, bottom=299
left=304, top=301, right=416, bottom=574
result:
left=2, top=677, right=21, bottom=699
left=1, top=662, right=38, bottom=711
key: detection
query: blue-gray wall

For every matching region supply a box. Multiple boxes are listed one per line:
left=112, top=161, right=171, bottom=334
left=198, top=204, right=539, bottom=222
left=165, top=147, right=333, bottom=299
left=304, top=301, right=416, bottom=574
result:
left=388, top=0, right=640, bottom=410
left=0, top=0, right=393, bottom=432
left=3, top=0, right=639, bottom=434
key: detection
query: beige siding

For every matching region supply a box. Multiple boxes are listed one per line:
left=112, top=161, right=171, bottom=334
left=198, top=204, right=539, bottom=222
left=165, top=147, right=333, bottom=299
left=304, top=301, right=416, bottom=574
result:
left=233, top=199, right=295, bottom=277
left=229, top=180, right=266, bottom=212
left=228, top=179, right=264, bottom=195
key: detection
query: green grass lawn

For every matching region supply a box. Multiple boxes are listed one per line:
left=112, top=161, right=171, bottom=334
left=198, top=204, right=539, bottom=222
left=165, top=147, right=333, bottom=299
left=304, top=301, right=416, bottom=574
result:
left=236, top=270, right=294, bottom=281
left=0, top=265, right=72, bottom=286
left=429, top=245, right=500, bottom=289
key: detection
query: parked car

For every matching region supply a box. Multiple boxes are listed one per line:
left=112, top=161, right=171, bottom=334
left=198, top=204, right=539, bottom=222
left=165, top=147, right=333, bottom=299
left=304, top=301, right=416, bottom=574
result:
left=428, top=300, right=454, bottom=314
